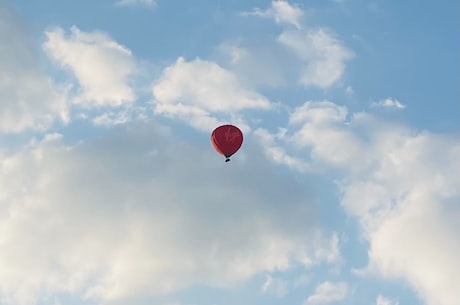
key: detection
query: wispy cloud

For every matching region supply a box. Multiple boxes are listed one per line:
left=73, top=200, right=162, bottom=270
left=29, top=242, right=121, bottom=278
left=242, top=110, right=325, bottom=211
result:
left=254, top=128, right=310, bottom=172
left=304, top=281, right=348, bottom=304
left=242, top=0, right=303, bottom=29
left=278, top=28, right=354, bottom=88
left=261, top=275, right=288, bottom=297
left=371, top=98, right=406, bottom=110
left=240, top=1, right=353, bottom=89
left=91, top=106, right=148, bottom=126
left=376, top=295, right=399, bottom=305
left=115, top=0, right=156, bottom=8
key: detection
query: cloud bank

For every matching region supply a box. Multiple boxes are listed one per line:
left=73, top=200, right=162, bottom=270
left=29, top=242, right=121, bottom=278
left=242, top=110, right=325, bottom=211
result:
left=0, top=6, right=68, bottom=133
left=258, top=100, right=460, bottom=305
left=0, top=124, right=338, bottom=305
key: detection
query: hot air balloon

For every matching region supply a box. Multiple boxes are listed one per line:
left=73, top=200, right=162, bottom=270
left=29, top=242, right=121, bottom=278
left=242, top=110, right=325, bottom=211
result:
left=211, top=124, right=243, bottom=162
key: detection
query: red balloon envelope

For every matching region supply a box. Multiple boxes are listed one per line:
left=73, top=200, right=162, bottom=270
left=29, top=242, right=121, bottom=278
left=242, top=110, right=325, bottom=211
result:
left=211, top=125, right=243, bottom=162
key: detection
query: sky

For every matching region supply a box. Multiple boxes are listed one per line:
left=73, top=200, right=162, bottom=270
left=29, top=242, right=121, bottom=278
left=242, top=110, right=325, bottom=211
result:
left=0, top=0, right=459, bottom=305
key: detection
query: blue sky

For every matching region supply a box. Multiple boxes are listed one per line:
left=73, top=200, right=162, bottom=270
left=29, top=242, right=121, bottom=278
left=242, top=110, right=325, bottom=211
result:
left=0, top=1, right=459, bottom=305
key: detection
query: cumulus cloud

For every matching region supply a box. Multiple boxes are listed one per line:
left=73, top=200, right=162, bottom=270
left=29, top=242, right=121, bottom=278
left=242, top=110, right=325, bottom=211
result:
left=0, top=4, right=68, bottom=133
left=304, top=281, right=348, bottom=304
left=0, top=123, right=338, bottom=305
left=44, top=26, right=137, bottom=107
left=254, top=100, right=363, bottom=171
left=152, top=57, right=273, bottom=131
left=278, top=28, right=354, bottom=88
left=336, top=126, right=460, bottom=305
left=258, top=100, right=460, bottom=305
left=359, top=140, right=460, bottom=305
left=287, top=101, right=366, bottom=169
left=242, top=0, right=303, bottom=29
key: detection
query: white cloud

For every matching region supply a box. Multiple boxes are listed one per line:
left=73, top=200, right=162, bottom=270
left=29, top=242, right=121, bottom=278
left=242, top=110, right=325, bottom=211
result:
left=261, top=275, right=288, bottom=297
left=278, top=28, right=354, bottom=88
left=304, top=281, right=348, bottom=304
left=260, top=101, right=460, bottom=305
left=239, top=2, right=352, bottom=88
left=270, top=0, right=303, bottom=28
left=115, top=0, right=156, bottom=8
left=91, top=105, right=148, bottom=126
left=254, top=128, right=310, bottom=172
left=345, top=86, right=354, bottom=95
left=338, top=130, right=460, bottom=305
left=254, top=101, right=369, bottom=172
left=311, top=232, right=341, bottom=265
left=152, top=57, right=272, bottom=131
left=216, top=41, right=288, bottom=88
left=0, top=123, right=335, bottom=305
left=371, top=98, right=406, bottom=110
left=242, top=0, right=304, bottom=29
left=44, top=26, right=137, bottom=107
left=288, top=101, right=366, bottom=169
left=289, top=101, right=348, bottom=125
left=257, top=101, right=387, bottom=172
left=0, top=5, right=68, bottom=133
left=376, top=295, right=399, bottom=305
